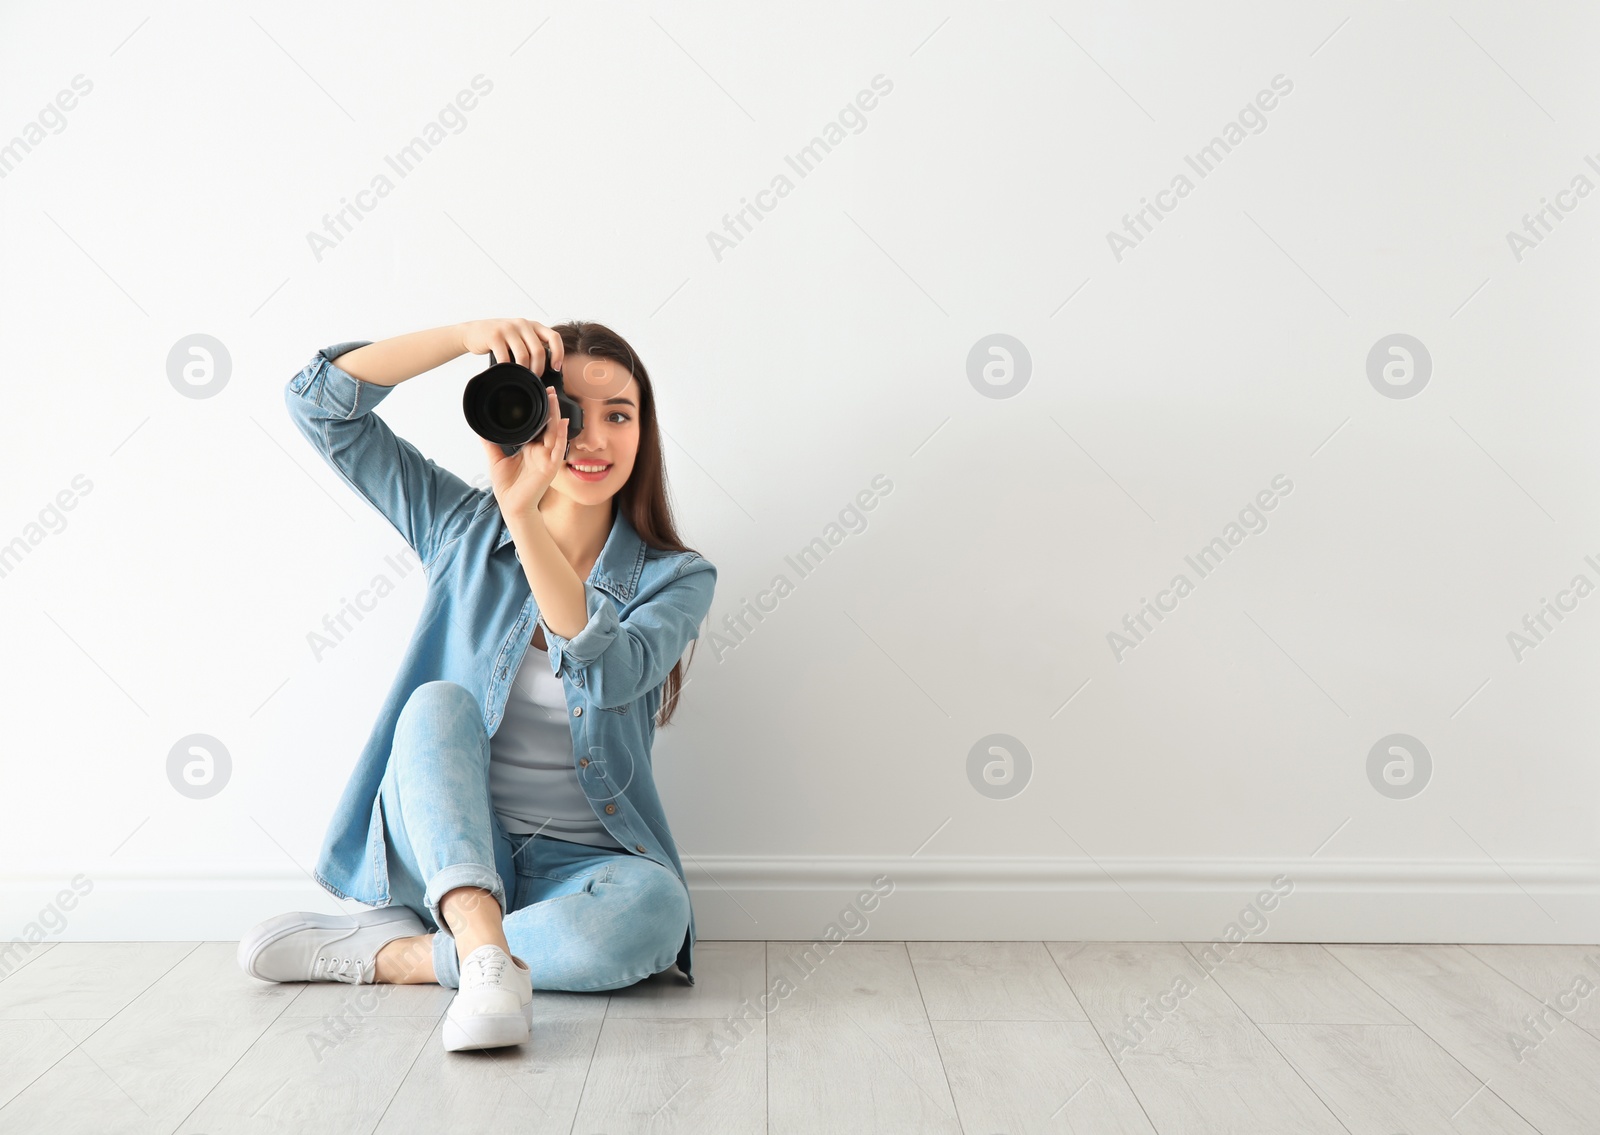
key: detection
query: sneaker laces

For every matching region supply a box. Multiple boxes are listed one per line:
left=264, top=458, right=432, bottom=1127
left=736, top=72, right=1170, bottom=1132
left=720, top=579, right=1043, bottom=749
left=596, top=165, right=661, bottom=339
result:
left=464, top=949, right=508, bottom=987
left=315, top=954, right=371, bottom=984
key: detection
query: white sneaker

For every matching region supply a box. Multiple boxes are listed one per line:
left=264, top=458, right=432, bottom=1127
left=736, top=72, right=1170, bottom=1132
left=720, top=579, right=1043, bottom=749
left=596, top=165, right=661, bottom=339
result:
left=442, top=944, right=533, bottom=1052
left=237, top=907, right=424, bottom=984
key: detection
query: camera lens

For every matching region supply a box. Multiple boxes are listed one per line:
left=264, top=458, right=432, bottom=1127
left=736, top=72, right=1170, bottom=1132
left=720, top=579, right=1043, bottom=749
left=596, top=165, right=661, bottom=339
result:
left=486, top=382, right=533, bottom=431
left=464, top=355, right=568, bottom=452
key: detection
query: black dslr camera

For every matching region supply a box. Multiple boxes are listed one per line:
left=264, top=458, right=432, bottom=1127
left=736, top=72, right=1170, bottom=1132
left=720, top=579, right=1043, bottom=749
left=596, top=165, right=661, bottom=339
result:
left=462, top=350, right=585, bottom=457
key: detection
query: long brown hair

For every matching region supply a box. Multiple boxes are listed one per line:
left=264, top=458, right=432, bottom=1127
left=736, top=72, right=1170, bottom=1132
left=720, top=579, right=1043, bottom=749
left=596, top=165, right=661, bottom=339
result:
left=551, top=320, right=703, bottom=726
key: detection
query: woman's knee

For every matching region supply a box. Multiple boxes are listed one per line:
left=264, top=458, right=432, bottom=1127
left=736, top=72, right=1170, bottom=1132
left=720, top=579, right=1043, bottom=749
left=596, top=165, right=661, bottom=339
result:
left=393, top=682, right=484, bottom=765
left=398, top=680, right=477, bottom=727
left=603, top=862, right=690, bottom=975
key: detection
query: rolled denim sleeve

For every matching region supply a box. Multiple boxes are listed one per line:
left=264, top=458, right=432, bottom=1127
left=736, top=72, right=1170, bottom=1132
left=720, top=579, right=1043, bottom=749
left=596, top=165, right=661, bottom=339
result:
left=284, top=341, right=485, bottom=569
left=542, top=556, right=716, bottom=709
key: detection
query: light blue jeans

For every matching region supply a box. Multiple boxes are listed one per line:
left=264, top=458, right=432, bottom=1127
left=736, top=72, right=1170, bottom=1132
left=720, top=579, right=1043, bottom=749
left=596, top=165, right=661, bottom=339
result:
left=377, top=680, right=691, bottom=991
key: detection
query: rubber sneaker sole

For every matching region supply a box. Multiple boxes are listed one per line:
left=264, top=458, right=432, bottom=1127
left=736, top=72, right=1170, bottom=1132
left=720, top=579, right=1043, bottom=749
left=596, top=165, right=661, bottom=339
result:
left=443, top=1000, right=533, bottom=1051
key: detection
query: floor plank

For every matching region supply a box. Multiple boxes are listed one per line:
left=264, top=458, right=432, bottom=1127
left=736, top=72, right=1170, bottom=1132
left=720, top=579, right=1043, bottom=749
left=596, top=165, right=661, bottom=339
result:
left=767, top=941, right=961, bottom=1134
left=1329, top=944, right=1600, bottom=1135
left=1260, top=1023, right=1541, bottom=1134
left=0, top=942, right=197, bottom=1020
left=934, top=1020, right=1157, bottom=1134
left=1191, top=942, right=1409, bottom=1024
left=0, top=1017, right=107, bottom=1111
left=1461, top=943, right=1600, bottom=1038
left=0, top=1044, right=170, bottom=1135
left=282, top=974, right=453, bottom=1019
left=572, top=1016, right=766, bottom=1134
left=373, top=990, right=608, bottom=1134
left=0, top=942, right=56, bottom=984
left=0, top=943, right=294, bottom=1133
left=907, top=941, right=1087, bottom=1021
left=172, top=1012, right=435, bottom=1134
left=607, top=941, right=767, bottom=1020
left=1048, top=941, right=1347, bottom=1134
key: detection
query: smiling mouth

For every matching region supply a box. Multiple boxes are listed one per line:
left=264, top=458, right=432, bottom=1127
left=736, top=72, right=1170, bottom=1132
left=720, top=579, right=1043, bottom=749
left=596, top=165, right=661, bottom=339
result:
left=568, top=461, right=612, bottom=479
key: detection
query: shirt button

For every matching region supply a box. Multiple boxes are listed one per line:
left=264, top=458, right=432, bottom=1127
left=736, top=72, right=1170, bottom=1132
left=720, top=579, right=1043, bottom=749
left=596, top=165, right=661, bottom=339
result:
left=634, top=843, right=646, bottom=853
left=572, top=707, right=582, bottom=717
left=578, top=757, right=589, bottom=767
left=604, top=803, right=616, bottom=814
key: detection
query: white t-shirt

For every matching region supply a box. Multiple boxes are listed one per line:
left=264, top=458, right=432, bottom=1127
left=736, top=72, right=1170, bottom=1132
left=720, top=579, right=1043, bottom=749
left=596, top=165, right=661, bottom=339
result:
left=487, top=641, right=625, bottom=850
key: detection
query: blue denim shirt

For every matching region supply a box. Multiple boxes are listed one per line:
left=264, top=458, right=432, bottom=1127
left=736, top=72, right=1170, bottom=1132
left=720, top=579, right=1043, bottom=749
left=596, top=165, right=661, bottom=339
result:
left=284, top=341, right=717, bottom=983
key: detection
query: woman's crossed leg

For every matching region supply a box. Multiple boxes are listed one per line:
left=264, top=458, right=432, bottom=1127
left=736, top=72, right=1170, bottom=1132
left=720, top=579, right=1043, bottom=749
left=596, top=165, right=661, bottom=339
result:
left=373, top=680, right=689, bottom=992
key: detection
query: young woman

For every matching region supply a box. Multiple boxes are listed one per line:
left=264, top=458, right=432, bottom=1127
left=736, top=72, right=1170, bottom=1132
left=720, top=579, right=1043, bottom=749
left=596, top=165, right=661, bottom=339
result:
left=236, top=318, right=717, bottom=1053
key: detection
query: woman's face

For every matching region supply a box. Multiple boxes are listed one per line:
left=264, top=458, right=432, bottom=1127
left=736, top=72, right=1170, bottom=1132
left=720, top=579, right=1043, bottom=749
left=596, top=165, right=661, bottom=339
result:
left=552, top=352, right=640, bottom=503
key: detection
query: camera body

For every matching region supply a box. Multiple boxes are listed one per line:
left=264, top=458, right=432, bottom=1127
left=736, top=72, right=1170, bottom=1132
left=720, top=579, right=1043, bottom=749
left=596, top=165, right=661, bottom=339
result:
left=462, top=351, right=585, bottom=457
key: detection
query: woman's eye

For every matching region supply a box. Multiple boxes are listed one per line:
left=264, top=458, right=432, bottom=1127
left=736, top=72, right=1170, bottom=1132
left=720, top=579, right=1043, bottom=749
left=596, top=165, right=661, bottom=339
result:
left=607, top=412, right=631, bottom=424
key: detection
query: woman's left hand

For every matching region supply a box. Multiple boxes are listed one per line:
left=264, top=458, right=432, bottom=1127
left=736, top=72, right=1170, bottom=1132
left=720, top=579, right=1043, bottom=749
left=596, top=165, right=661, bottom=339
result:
left=478, top=385, right=570, bottom=519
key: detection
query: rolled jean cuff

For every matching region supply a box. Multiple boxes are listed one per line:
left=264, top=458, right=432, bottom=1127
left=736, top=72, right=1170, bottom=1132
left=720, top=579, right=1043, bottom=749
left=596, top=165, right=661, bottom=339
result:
left=422, top=862, right=506, bottom=931
left=432, top=925, right=462, bottom=989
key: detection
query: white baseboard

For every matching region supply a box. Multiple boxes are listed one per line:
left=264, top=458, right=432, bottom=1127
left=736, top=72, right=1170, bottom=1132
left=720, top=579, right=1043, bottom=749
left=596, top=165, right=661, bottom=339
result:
left=3, top=857, right=1596, bottom=946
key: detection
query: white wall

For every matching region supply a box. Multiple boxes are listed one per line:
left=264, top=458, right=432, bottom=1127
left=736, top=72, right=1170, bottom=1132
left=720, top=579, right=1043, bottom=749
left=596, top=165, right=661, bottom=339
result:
left=2, top=0, right=1596, bottom=947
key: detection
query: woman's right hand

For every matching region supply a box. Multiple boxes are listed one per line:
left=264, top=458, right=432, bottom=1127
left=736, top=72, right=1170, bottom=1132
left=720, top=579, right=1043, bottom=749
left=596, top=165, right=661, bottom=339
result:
left=458, top=318, right=565, bottom=376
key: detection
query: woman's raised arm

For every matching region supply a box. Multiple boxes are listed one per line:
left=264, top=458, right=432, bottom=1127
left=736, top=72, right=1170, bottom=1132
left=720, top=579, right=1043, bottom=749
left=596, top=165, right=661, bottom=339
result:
left=332, top=319, right=565, bottom=387
left=328, top=322, right=469, bottom=387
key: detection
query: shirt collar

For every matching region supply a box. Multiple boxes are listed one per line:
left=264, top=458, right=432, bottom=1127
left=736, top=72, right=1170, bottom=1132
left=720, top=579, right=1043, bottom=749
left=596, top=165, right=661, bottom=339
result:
left=494, top=502, right=647, bottom=603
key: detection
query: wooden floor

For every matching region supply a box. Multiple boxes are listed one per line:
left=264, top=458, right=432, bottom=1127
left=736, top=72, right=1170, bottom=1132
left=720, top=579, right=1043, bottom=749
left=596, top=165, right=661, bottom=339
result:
left=1, top=939, right=1598, bottom=1133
